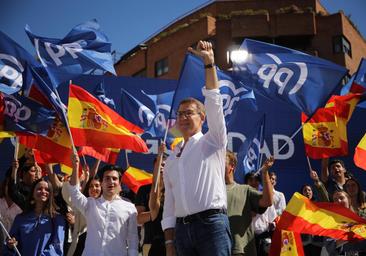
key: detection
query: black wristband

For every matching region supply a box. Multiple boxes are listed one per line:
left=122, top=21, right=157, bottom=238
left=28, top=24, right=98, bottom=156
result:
left=204, top=63, right=215, bottom=69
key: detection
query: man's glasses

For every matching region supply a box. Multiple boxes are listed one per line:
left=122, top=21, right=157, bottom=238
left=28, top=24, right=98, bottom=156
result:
left=176, top=110, right=199, bottom=118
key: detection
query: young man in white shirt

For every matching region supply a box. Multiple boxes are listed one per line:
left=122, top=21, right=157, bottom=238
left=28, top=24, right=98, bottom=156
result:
left=162, top=40, right=231, bottom=256
left=68, top=154, right=138, bottom=256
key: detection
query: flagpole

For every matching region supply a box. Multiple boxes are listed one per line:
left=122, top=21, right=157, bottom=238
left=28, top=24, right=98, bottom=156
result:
left=153, top=119, right=170, bottom=193
left=13, top=137, right=19, bottom=185
left=125, top=150, right=129, bottom=167
left=306, top=156, right=312, bottom=172
left=0, top=220, right=21, bottom=256
left=277, top=113, right=314, bottom=154
left=55, top=80, right=77, bottom=155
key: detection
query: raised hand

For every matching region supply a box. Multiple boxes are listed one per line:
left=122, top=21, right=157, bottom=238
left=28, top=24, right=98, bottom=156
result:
left=309, top=169, right=320, bottom=182
left=188, top=40, right=214, bottom=65
left=262, top=156, right=275, bottom=171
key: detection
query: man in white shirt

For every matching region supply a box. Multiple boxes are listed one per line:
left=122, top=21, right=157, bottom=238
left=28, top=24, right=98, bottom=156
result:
left=69, top=155, right=138, bottom=256
left=268, top=171, right=286, bottom=216
left=162, top=40, right=231, bottom=256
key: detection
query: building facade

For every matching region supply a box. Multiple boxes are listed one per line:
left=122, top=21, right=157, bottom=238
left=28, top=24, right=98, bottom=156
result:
left=114, top=0, right=366, bottom=80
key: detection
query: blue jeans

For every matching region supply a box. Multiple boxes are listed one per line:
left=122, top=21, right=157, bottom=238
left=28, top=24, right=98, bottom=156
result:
left=175, top=213, right=232, bottom=256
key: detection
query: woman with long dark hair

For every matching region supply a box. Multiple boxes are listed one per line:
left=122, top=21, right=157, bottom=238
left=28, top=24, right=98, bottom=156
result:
left=5, top=178, right=66, bottom=255
left=344, top=176, right=366, bottom=219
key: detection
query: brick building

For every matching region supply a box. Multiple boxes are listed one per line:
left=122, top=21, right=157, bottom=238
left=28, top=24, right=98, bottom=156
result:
left=114, top=0, right=366, bottom=81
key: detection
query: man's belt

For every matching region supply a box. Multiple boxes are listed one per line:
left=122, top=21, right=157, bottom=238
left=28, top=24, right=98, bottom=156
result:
left=176, top=208, right=227, bottom=224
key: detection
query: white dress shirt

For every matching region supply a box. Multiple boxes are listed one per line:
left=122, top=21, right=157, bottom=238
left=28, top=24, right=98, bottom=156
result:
left=162, top=88, right=227, bottom=230
left=68, top=184, right=138, bottom=256
left=273, top=189, right=286, bottom=216
left=252, top=205, right=277, bottom=235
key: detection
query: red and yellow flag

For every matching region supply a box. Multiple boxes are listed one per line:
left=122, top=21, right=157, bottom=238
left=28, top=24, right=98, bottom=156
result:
left=68, top=84, right=148, bottom=153
left=302, top=106, right=348, bottom=159
left=354, top=133, right=366, bottom=171
left=302, top=93, right=362, bottom=159
left=277, top=193, right=366, bottom=241
left=78, top=146, right=120, bottom=164
left=19, top=118, right=73, bottom=173
left=121, top=166, right=153, bottom=193
left=270, top=228, right=304, bottom=256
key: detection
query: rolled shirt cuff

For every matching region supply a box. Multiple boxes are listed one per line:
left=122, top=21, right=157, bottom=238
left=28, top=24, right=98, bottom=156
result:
left=161, top=216, right=176, bottom=231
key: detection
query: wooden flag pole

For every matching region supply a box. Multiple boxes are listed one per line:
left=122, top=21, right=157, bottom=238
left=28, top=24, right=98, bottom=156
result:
left=153, top=119, right=170, bottom=193
left=0, top=220, right=21, bottom=256
left=13, top=137, right=19, bottom=185
left=55, top=80, right=77, bottom=155
left=125, top=150, right=130, bottom=167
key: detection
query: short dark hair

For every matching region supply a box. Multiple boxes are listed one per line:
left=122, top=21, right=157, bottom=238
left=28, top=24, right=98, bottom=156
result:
left=178, top=97, right=205, bottom=115
left=244, top=172, right=261, bottom=184
left=98, top=165, right=123, bottom=180
left=328, top=159, right=345, bottom=170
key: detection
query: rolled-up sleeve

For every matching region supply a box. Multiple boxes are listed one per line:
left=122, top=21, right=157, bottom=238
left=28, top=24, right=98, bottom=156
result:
left=202, top=88, right=227, bottom=148
left=161, top=171, right=176, bottom=230
left=67, top=184, right=88, bottom=216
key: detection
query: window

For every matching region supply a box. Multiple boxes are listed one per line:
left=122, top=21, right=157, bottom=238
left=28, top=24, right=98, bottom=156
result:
left=333, top=36, right=352, bottom=57
left=155, top=57, right=169, bottom=77
left=132, top=69, right=146, bottom=78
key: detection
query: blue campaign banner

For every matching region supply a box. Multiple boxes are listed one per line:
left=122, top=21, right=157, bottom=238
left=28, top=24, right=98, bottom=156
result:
left=1, top=73, right=365, bottom=201
left=234, top=114, right=265, bottom=183
left=232, top=39, right=348, bottom=116
left=3, top=93, right=55, bottom=135
left=0, top=30, right=39, bottom=94
left=25, top=19, right=116, bottom=87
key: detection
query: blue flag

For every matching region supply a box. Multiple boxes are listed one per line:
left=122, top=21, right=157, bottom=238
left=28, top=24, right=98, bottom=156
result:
left=171, top=53, right=257, bottom=131
left=234, top=114, right=265, bottom=184
left=121, top=88, right=175, bottom=138
left=349, top=58, right=366, bottom=96
left=2, top=93, right=55, bottom=135
left=93, top=81, right=116, bottom=109
left=29, top=66, right=67, bottom=122
left=25, top=19, right=116, bottom=87
left=232, top=39, right=348, bottom=116
left=0, top=30, right=39, bottom=94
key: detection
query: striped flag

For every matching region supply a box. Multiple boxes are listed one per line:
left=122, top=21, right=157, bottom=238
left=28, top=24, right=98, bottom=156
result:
left=121, top=166, right=152, bottom=193
left=78, top=146, right=120, bottom=164
left=18, top=117, right=73, bottom=172
left=68, top=84, right=148, bottom=152
left=277, top=193, right=366, bottom=241
left=354, top=133, right=366, bottom=170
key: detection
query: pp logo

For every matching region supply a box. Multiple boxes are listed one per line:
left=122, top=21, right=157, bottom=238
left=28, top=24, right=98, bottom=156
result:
left=243, top=138, right=261, bottom=171
left=219, top=79, right=249, bottom=117
left=257, top=53, right=308, bottom=95
left=4, top=96, right=31, bottom=123
left=34, top=38, right=85, bottom=67
left=138, top=106, right=155, bottom=128
left=0, top=54, right=24, bottom=91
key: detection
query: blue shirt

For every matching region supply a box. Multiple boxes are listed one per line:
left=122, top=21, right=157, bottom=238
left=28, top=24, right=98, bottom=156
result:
left=4, top=211, right=65, bottom=256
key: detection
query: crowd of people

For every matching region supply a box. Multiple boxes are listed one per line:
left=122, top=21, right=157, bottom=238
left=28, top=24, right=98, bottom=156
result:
left=0, top=40, right=365, bottom=256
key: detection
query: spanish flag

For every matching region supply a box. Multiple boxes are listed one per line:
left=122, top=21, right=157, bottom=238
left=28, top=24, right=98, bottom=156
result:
left=121, top=166, right=153, bottom=193
left=269, top=228, right=304, bottom=256
left=354, top=133, right=366, bottom=171
left=302, top=105, right=348, bottom=159
left=78, top=146, right=120, bottom=164
left=277, top=193, right=366, bottom=241
left=18, top=117, right=73, bottom=172
left=68, top=84, right=148, bottom=153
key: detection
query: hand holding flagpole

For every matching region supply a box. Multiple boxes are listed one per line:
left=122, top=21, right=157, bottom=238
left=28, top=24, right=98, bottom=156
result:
left=0, top=220, right=21, bottom=256
left=154, top=120, right=170, bottom=193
